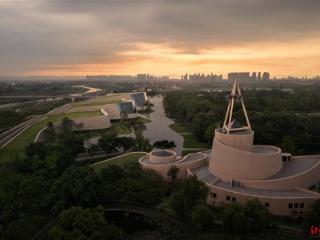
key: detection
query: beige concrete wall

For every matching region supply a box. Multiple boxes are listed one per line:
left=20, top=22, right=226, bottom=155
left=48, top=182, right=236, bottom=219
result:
left=139, top=153, right=208, bottom=179
left=140, top=159, right=173, bottom=179
left=176, top=154, right=208, bottom=178
left=209, top=139, right=282, bottom=181
left=244, top=158, right=320, bottom=190
left=149, top=150, right=177, bottom=164
left=206, top=184, right=318, bottom=216
left=214, top=129, right=254, bottom=151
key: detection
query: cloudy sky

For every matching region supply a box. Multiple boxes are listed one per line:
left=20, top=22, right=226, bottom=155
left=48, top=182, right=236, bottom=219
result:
left=0, top=0, right=320, bottom=77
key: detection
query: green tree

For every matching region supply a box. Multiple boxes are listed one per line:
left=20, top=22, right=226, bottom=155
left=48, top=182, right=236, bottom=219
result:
left=191, top=205, right=216, bottom=233
left=55, top=150, right=76, bottom=173
left=222, top=203, right=247, bottom=234
left=171, top=176, right=208, bottom=221
left=41, top=121, right=56, bottom=142
left=204, top=124, right=217, bottom=144
left=167, top=165, right=179, bottom=182
left=281, top=136, right=295, bottom=154
left=61, top=117, right=74, bottom=133
left=50, top=166, right=103, bottom=210
left=59, top=133, right=85, bottom=156
left=305, top=200, right=320, bottom=231
left=100, top=165, right=125, bottom=182
left=25, top=142, right=47, bottom=160
left=245, top=199, right=271, bottom=233
left=49, top=206, right=122, bottom=240
left=88, top=143, right=98, bottom=156
left=116, top=137, right=134, bottom=151
left=98, top=130, right=118, bottom=153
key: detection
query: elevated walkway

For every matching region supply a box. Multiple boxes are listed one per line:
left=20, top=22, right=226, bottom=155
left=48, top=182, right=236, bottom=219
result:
left=191, top=165, right=320, bottom=198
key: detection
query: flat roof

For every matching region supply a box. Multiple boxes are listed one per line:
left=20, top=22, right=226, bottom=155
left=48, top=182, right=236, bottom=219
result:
left=267, top=155, right=320, bottom=180
left=191, top=166, right=319, bottom=198
left=250, top=145, right=280, bottom=154
left=182, top=152, right=207, bottom=162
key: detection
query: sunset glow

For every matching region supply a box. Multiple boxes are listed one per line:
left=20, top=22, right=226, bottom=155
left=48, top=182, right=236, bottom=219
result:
left=1, top=0, right=320, bottom=77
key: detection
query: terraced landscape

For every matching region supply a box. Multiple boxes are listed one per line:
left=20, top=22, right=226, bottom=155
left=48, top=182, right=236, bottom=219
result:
left=53, top=94, right=128, bottom=114
left=0, top=111, right=102, bottom=163
left=91, top=152, right=146, bottom=171
left=0, top=92, right=146, bottom=163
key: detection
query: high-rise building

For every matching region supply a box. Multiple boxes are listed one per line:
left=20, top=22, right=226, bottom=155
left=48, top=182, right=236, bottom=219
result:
left=251, top=72, right=257, bottom=81
left=228, top=72, right=250, bottom=82
left=258, top=72, right=261, bottom=81
left=262, top=72, right=270, bottom=81
left=183, top=73, right=222, bottom=81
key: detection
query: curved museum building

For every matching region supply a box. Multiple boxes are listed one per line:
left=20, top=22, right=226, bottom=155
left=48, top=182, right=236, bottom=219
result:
left=139, top=81, right=320, bottom=216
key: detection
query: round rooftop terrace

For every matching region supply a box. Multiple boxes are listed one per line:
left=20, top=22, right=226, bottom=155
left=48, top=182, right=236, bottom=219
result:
left=149, top=149, right=177, bottom=164
left=152, top=150, right=175, bottom=157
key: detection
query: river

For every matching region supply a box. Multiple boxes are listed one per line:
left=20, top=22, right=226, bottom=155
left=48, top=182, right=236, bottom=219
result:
left=70, top=85, right=102, bottom=97
left=143, top=96, right=183, bottom=156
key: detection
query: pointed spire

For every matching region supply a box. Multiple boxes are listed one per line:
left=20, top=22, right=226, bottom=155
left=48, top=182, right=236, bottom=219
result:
left=223, top=80, right=251, bottom=133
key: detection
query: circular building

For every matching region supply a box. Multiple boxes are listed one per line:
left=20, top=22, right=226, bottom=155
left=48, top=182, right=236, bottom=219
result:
left=139, top=149, right=208, bottom=179
left=141, top=80, right=320, bottom=216
left=189, top=81, right=320, bottom=216
left=149, top=149, right=177, bottom=164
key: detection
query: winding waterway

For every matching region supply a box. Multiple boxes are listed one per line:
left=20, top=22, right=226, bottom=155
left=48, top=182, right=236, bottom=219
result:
left=143, top=96, right=183, bottom=155
left=70, top=85, right=102, bottom=96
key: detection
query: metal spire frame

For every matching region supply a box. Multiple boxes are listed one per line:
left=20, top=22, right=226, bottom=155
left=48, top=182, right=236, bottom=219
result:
left=223, top=80, right=251, bottom=133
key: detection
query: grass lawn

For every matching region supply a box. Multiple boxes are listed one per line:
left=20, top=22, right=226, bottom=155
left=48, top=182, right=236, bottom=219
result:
left=181, top=133, right=208, bottom=149
left=91, top=152, right=146, bottom=171
left=169, top=122, right=189, bottom=133
left=111, top=121, right=132, bottom=134
left=136, top=117, right=151, bottom=124
left=0, top=111, right=102, bottom=163
left=157, top=197, right=175, bottom=214
left=169, top=121, right=208, bottom=150
left=61, top=94, right=129, bottom=113
left=72, top=94, right=127, bottom=107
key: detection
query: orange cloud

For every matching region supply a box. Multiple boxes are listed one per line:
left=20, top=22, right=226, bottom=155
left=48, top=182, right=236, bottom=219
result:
left=26, top=38, right=320, bottom=78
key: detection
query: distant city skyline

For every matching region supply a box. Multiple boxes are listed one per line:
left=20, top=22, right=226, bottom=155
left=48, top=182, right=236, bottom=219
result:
left=1, top=0, right=320, bottom=77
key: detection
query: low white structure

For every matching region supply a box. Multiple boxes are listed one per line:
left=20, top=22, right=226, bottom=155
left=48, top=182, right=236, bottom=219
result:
left=140, top=81, right=320, bottom=216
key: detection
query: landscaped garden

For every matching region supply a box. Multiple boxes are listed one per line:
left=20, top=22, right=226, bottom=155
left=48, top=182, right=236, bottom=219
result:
left=0, top=111, right=102, bottom=163
left=91, top=152, right=146, bottom=171
left=169, top=122, right=209, bottom=152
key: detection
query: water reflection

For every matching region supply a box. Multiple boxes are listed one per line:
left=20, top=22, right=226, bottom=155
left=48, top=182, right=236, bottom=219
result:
left=143, top=96, right=183, bottom=156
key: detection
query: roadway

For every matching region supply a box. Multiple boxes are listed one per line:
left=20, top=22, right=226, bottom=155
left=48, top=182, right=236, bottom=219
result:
left=0, top=115, right=46, bottom=149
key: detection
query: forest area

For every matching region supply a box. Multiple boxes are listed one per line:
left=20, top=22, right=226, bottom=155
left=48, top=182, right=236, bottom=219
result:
left=163, top=86, right=320, bottom=155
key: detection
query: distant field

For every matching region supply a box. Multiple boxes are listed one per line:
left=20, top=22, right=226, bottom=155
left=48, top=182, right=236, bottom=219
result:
left=181, top=133, right=208, bottom=149
left=72, top=94, right=127, bottom=107
left=56, top=94, right=130, bottom=114
left=91, top=152, right=146, bottom=171
left=0, top=111, right=102, bottom=163
left=169, top=121, right=208, bottom=149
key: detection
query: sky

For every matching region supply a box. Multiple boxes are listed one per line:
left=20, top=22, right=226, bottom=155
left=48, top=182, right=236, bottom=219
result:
left=0, top=0, right=320, bottom=78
